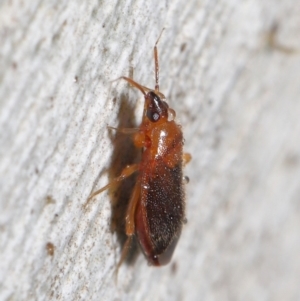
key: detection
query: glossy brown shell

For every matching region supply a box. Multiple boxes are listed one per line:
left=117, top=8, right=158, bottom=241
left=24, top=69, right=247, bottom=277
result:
left=135, top=116, right=185, bottom=265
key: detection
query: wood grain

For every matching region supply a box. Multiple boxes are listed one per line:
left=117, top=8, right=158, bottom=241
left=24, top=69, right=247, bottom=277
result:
left=1, top=0, right=300, bottom=300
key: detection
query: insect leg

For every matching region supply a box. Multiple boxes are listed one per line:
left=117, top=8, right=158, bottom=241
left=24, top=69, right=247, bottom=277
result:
left=183, top=153, right=192, bottom=166
left=116, top=181, right=141, bottom=270
left=107, top=126, right=140, bottom=134
left=108, top=126, right=147, bottom=148
left=84, top=164, right=139, bottom=208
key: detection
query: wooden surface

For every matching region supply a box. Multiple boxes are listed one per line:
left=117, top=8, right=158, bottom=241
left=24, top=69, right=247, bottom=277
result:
left=1, top=0, right=300, bottom=300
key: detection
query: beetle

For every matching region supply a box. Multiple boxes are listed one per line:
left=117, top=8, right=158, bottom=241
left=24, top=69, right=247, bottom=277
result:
left=86, top=30, right=191, bottom=267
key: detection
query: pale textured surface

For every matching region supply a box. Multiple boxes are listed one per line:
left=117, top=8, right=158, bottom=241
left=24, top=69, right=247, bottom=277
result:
left=1, top=0, right=300, bottom=300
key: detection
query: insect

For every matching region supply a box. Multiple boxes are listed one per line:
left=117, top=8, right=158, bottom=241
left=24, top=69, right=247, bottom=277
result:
left=86, top=30, right=191, bottom=267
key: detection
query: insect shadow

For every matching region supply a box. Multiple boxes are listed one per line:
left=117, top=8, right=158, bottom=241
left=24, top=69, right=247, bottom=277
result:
left=106, top=92, right=141, bottom=265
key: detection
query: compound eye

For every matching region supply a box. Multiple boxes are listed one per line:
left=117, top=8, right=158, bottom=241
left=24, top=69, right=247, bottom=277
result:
left=146, top=92, right=168, bottom=122
left=147, top=110, right=160, bottom=122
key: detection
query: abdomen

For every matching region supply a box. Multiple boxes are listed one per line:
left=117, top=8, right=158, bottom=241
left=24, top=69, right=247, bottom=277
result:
left=135, top=157, right=185, bottom=266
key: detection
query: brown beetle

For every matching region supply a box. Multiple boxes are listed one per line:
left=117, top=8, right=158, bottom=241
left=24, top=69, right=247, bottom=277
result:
left=86, top=30, right=191, bottom=267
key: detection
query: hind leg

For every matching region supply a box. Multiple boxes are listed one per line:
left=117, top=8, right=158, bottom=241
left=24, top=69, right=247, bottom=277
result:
left=84, top=164, right=139, bottom=208
left=116, top=180, right=141, bottom=270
